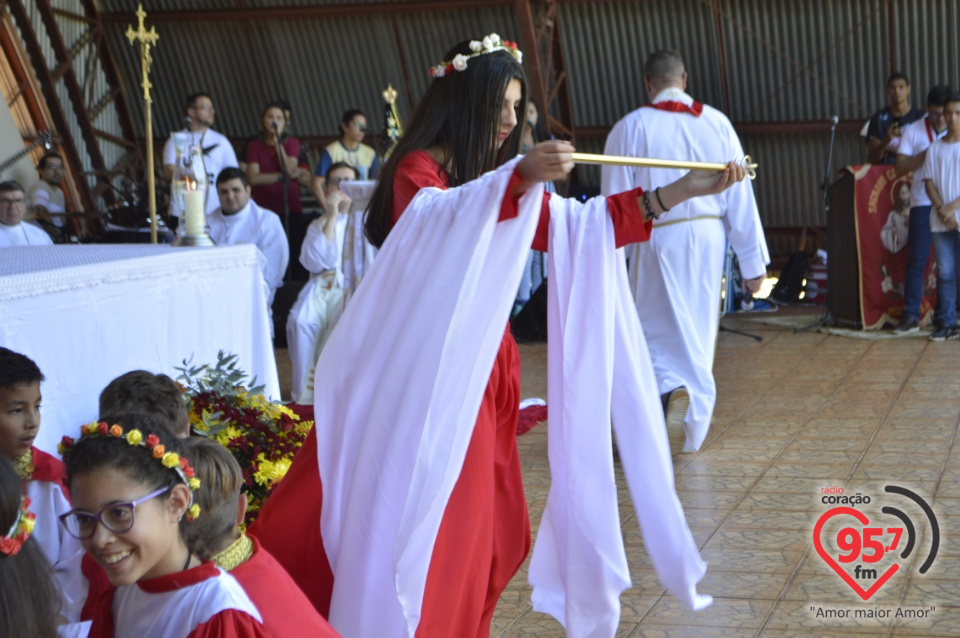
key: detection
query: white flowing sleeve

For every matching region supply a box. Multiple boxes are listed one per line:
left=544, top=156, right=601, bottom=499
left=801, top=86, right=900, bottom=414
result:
left=721, top=128, right=770, bottom=279
left=531, top=194, right=710, bottom=636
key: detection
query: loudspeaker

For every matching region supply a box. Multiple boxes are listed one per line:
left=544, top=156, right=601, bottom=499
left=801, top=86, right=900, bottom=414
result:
left=510, top=281, right=548, bottom=342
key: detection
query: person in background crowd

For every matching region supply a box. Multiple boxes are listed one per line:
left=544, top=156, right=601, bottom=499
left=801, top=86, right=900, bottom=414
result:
left=310, top=109, right=379, bottom=209
left=286, top=162, right=358, bottom=404
left=602, top=48, right=769, bottom=455
left=922, top=94, right=960, bottom=341
left=28, top=151, right=66, bottom=240
left=162, top=93, right=239, bottom=220
left=864, top=72, right=924, bottom=165
left=0, top=180, right=53, bottom=247
left=893, top=84, right=951, bottom=334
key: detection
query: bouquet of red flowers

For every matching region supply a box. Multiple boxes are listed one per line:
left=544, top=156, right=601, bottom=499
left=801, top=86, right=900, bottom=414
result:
left=177, top=351, right=312, bottom=525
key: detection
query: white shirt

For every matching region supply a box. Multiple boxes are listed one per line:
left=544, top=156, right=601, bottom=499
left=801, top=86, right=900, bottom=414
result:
left=899, top=115, right=947, bottom=208
left=207, top=200, right=289, bottom=302
left=923, top=138, right=960, bottom=232
left=162, top=128, right=238, bottom=216
left=0, top=221, right=54, bottom=246
left=300, top=213, right=348, bottom=287
left=29, top=182, right=66, bottom=227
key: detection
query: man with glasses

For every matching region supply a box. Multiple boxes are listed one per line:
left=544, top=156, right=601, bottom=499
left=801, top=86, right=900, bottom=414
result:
left=893, top=85, right=952, bottom=334
left=310, top=109, right=379, bottom=209
left=0, top=180, right=53, bottom=247
left=162, top=92, right=239, bottom=222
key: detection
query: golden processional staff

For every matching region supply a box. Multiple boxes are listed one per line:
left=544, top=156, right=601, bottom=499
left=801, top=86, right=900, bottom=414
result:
left=126, top=4, right=159, bottom=243
left=572, top=153, right=758, bottom=180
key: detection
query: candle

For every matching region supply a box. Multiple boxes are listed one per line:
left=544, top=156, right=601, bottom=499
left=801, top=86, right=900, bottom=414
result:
left=183, top=189, right=205, bottom=236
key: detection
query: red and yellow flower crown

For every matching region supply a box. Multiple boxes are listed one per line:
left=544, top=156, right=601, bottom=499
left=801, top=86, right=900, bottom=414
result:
left=0, top=496, right=35, bottom=556
left=59, top=421, right=202, bottom=522
left=428, top=33, right=523, bottom=78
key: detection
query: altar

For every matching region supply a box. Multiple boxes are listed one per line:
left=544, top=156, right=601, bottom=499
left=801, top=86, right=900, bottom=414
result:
left=0, top=244, right=280, bottom=454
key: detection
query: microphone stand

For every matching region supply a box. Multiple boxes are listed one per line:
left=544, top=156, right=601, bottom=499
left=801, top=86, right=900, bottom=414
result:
left=273, top=124, right=291, bottom=283
left=796, top=116, right=839, bottom=332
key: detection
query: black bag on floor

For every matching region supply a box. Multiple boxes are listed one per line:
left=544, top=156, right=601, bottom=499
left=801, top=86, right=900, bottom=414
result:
left=771, top=251, right=808, bottom=304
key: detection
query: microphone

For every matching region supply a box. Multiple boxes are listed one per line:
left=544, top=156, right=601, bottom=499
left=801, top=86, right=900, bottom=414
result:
left=184, top=116, right=192, bottom=129
left=271, top=121, right=279, bottom=132
left=829, top=115, right=839, bottom=126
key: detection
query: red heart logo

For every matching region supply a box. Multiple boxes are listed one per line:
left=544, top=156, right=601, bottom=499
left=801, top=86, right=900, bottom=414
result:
left=813, top=506, right=899, bottom=601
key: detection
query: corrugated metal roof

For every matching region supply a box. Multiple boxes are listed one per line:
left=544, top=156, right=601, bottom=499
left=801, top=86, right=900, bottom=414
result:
left=892, top=0, right=960, bottom=96
left=88, top=0, right=943, bottom=233
left=105, top=7, right=519, bottom=140
left=558, top=1, right=723, bottom=127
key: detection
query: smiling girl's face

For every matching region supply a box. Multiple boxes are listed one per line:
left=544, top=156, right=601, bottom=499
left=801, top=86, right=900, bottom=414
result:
left=69, top=467, right=189, bottom=586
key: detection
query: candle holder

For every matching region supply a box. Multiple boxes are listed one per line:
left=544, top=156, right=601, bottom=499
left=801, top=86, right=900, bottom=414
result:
left=170, top=133, right=215, bottom=247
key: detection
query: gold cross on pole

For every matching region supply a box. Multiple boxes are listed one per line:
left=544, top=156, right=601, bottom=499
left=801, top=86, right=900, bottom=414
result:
left=126, top=4, right=160, bottom=243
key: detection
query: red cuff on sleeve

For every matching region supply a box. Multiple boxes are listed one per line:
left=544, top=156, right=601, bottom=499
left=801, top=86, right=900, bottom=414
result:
left=498, top=168, right=526, bottom=222
left=607, top=187, right=653, bottom=248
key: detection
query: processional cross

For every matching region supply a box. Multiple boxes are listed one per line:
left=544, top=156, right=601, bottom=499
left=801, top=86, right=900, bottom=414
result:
left=126, top=4, right=160, bottom=243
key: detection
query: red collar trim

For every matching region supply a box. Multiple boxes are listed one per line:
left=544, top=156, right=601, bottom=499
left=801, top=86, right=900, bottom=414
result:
left=643, top=100, right=703, bottom=117
left=137, top=561, right=220, bottom=593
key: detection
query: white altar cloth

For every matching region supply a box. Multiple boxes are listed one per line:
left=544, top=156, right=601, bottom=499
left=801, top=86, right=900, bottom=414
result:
left=0, top=244, right=280, bottom=454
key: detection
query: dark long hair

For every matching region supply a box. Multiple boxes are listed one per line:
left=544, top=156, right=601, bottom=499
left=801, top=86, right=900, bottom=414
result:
left=365, top=41, right=528, bottom=248
left=0, top=458, right=59, bottom=637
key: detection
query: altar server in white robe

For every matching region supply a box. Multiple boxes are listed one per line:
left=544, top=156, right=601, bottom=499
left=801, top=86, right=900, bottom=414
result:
left=0, top=180, right=54, bottom=247
left=602, top=49, right=769, bottom=453
left=208, top=167, right=289, bottom=318
left=286, top=162, right=358, bottom=404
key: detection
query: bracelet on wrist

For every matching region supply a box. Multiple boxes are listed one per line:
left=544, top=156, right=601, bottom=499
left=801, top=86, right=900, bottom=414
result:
left=641, top=190, right=660, bottom=221
left=654, top=187, right=670, bottom=212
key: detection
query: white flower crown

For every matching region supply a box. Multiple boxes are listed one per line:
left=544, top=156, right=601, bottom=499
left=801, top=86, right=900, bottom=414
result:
left=428, top=33, right=523, bottom=78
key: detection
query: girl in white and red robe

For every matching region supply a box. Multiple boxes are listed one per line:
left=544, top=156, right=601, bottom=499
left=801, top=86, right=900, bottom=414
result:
left=59, top=414, right=271, bottom=638
left=252, top=35, right=745, bottom=638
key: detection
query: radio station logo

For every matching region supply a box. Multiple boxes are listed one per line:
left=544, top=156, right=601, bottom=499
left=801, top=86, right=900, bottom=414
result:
left=814, top=485, right=939, bottom=601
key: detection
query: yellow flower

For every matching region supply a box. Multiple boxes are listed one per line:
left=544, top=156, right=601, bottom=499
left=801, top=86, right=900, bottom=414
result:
left=20, top=516, right=35, bottom=535
left=188, top=477, right=201, bottom=490
left=161, top=452, right=180, bottom=469
left=187, top=504, right=201, bottom=520
left=214, top=426, right=242, bottom=446
left=125, top=429, right=143, bottom=446
left=252, top=455, right=291, bottom=487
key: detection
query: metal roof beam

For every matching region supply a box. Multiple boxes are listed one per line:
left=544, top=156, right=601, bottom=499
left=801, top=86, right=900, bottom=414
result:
left=101, top=1, right=514, bottom=23
left=6, top=0, right=96, bottom=210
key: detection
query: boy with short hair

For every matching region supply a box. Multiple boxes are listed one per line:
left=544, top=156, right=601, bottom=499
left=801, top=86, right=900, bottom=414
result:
left=98, top=369, right=191, bottom=438
left=0, top=347, right=85, bottom=619
left=923, top=95, right=960, bottom=341
left=180, top=437, right=340, bottom=636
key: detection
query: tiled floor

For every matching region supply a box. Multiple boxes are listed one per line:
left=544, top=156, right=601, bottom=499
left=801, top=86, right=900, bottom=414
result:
left=275, top=312, right=960, bottom=636
left=497, top=314, right=960, bottom=637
